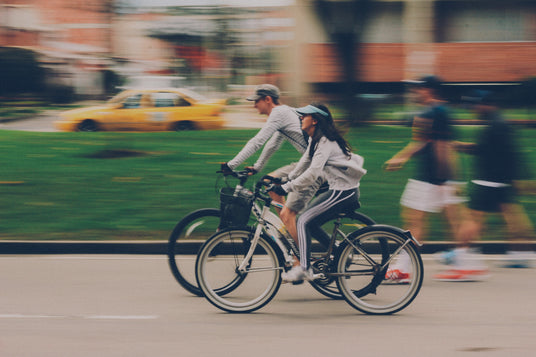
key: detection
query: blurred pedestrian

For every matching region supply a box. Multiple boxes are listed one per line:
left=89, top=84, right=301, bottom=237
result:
left=447, top=90, right=535, bottom=270
left=384, top=75, right=485, bottom=283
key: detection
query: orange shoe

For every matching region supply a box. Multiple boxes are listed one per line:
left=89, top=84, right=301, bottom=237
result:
left=384, top=269, right=411, bottom=284
left=434, top=268, right=490, bottom=282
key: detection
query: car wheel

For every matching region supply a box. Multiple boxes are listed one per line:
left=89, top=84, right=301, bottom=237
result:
left=173, top=121, right=195, bottom=131
left=77, top=120, right=99, bottom=132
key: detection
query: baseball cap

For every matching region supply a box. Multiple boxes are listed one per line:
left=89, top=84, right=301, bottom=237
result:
left=462, top=89, right=495, bottom=105
left=246, top=84, right=280, bottom=101
left=403, top=75, right=442, bottom=91
left=295, top=104, right=329, bottom=118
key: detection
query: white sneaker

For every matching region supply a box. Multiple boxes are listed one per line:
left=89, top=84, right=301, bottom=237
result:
left=503, top=251, right=534, bottom=268
left=434, top=248, right=490, bottom=282
left=281, top=266, right=313, bottom=284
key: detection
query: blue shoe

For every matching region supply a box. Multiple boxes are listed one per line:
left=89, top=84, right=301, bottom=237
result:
left=435, top=249, right=457, bottom=266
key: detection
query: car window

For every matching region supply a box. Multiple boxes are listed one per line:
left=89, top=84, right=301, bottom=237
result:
left=152, top=92, right=191, bottom=107
left=122, top=94, right=142, bottom=109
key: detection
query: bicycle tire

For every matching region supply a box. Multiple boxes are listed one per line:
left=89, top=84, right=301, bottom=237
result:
left=308, top=210, right=377, bottom=300
left=167, top=208, right=221, bottom=296
left=196, top=228, right=284, bottom=313
left=336, top=225, right=424, bottom=315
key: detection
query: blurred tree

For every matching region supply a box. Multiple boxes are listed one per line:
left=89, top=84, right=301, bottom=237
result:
left=0, top=47, right=44, bottom=97
left=312, top=0, right=372, bottom=126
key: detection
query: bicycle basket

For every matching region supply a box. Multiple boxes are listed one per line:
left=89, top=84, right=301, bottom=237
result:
left=219, top=187, right=254, bottom=228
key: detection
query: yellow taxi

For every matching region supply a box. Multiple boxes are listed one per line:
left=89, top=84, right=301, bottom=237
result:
left=54, top=88, right=226, bottom=132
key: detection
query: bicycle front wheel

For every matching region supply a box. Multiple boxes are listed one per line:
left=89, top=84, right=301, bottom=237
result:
left=196, top=228, right=284, bottom=313
left=336, top=226, right=423, bottom=315
left=168, top=208, right=221, bottom=296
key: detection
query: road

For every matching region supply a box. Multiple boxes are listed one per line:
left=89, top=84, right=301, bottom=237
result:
left=0, top=254, right=534, bottom=357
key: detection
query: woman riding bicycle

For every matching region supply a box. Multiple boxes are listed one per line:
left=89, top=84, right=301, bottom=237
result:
left=270, top=103, right=367, bottom=283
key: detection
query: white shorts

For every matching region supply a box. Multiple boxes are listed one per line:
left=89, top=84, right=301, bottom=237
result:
left=400, top=179, right=467, bottom=213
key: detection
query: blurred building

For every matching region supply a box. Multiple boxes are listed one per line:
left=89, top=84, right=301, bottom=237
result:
left=1, top=0, right=536, bottom=101
left=292, top=0, right=536, bottom=99
left=0, top=0, right=114, bottom=96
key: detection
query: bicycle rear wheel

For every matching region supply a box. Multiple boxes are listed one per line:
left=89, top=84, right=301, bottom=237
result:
left=309, top=210, right=377, bottom=300
left=336, top=226, right=423, bottom=315
left=196, top=228, right=283, bottom=313
left=167, top=208, right=220, bottom=296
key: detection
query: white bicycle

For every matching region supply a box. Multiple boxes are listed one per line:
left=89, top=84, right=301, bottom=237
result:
left=195, top=175, right=424, bottom=314
left=168, top=170, right=376, bottom=299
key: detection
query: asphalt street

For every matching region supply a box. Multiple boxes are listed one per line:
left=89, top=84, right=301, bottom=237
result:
left=0, top=254, right=534, bottom=357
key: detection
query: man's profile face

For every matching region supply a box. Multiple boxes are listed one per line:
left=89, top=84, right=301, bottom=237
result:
left=254, top=96, right=271, bottom=115
left=410, top=86, right=433, bottom=104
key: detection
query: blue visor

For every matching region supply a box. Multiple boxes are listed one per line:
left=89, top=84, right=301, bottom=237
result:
left=295, top=105, right=329, bottom=118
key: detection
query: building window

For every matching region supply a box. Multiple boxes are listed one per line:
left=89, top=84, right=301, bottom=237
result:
left=437, top=1, right=536, bottom=42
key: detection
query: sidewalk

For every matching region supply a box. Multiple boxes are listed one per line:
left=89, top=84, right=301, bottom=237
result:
left=1, top=240, right=534, bottom=255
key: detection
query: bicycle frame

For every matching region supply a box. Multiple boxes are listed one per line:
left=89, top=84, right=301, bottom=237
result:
left=236, top=182, right=355, bottom=278
left=227, top=172, right=422, bottom=281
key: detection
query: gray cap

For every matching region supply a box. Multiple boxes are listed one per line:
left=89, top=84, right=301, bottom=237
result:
left=246, top=84, right=280, bottom=101
left=295, top=104, right=329, bottom=117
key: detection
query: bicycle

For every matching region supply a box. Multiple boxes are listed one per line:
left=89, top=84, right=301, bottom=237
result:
left=195, top=176, right=424, bottom=314
left=168, top=170, right=376, bottom=298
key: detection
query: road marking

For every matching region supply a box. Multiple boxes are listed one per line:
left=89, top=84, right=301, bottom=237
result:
left=0, top=314, right=158, bottom=320
left=85, top=315, right=158, bottom=320
left=0, top=314, right=64, bottom=319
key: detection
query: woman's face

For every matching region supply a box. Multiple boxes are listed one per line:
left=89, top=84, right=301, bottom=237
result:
left=300, top=114, right=317, bottom=135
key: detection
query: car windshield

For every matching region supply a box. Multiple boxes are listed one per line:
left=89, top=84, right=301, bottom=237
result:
left=108, top=91, right=134, bottom=104
left=179, top=88, right=208, bottom=102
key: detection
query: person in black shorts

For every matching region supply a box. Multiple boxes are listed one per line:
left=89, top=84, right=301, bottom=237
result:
left=455, top=90, right=535, bottom=268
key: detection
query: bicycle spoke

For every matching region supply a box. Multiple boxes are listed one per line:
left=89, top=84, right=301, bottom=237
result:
left=196, top=229, right=282, bottom=313
left=336, top=228, right=423, bottom=315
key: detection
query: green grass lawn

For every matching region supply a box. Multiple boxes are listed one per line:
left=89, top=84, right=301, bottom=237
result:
left=0, top=126, right=535, bottom=241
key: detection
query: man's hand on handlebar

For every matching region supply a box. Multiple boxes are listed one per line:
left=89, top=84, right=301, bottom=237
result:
left=262, top=175, right=287, bottom=185
left=245, top=166, right=257, bottom=176
left=220, top=162, right=233, bottom=175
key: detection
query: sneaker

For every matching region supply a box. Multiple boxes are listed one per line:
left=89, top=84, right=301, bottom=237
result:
left=435, top=249, right=457, bottom=265
left=434, top=268, right=490, bottom=282
left=384, top=250, right=411, bottom=284
left=384, top=268, right=411, bottom=284
left=503, top=251, right=534, bottom=268
left=281, top=266, right=313, bottom=284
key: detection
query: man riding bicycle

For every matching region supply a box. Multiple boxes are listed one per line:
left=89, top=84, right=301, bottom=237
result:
left=221, top=84, right=324, bottom=243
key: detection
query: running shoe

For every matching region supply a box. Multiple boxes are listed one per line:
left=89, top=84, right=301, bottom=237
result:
left=435, top=249, right=457, bottom=265
left=433, top=268, right=490, bottom=282
left=281, top=266, right=313, bottom=284
left=502, top=251, right=534, bottom=269
left=384, top=268, right=411, bottom=284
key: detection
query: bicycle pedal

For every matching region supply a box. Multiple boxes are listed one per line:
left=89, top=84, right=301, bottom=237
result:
left=311, top=273, right=325, bottom=280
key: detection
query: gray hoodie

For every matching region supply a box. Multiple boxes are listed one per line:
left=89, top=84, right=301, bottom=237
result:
left=282, top=136, right=366, bottom=192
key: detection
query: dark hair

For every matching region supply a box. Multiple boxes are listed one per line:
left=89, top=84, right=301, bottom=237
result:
left=258, top=95, right=280, bottom=105
left=308, top=103, right=351, bottom=159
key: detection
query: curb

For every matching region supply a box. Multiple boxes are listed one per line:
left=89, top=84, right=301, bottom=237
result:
left=1, top=240, right=534, bottom=255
